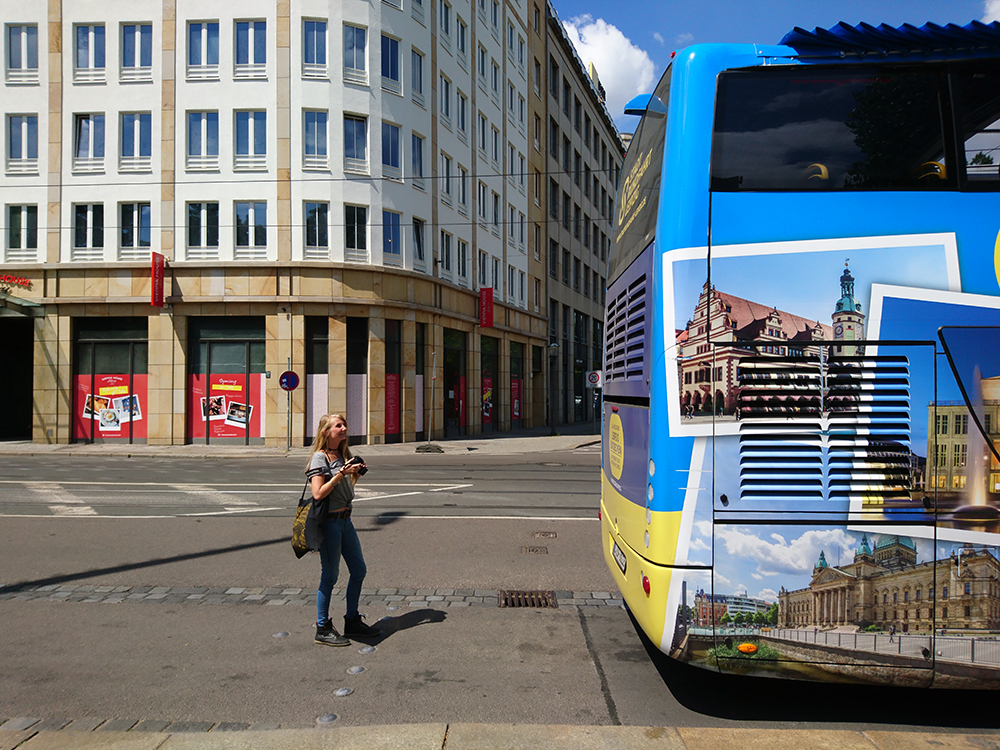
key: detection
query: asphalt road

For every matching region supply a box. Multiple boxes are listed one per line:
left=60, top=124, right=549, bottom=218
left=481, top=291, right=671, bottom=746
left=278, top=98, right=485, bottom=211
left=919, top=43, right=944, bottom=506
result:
left=3, top=448, right=1000, bottom=732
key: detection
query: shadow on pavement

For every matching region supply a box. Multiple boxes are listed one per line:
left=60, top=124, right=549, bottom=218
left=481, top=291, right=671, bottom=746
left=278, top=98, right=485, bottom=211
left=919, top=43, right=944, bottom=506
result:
left=629, top=607, right=1000, bottom=728
left=0, top=535, right=291, bottom=595
left=364, top=608, right=448, bottom=645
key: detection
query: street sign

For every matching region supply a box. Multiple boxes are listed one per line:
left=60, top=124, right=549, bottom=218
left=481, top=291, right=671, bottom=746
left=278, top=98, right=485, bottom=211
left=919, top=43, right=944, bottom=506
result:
left=586, top=370, right=603, bottom=388
left=278, top=371, right=299, bottom=392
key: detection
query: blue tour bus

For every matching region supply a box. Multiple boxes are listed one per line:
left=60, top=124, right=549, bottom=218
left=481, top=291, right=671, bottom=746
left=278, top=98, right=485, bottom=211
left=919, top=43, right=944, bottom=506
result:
left=602, top=20, right=1000, bottom=688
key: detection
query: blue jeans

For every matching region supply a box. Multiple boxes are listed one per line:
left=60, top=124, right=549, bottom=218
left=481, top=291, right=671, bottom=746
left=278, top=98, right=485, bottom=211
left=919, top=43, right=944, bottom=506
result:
left=316, top=517, right=367, bottom=627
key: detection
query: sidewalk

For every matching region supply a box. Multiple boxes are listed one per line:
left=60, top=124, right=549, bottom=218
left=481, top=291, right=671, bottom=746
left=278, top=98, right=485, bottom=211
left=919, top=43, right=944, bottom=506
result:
left=1, top=723, right=998, bottom=750
left=0, top=423, right=601, bottom=459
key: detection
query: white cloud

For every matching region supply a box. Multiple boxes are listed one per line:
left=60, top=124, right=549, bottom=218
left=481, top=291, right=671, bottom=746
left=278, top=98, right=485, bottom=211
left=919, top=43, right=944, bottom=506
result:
left=675, top=32, right=694, bottom=47
left=689, top=537, right=711, bottom=552
left=751, top=573, right=763, bottom=580
left=653, top=32, right=665, bottom=45
left=984, top=0, right=1000, bottom=22
left=715, top=526, right=857, bottom=578
left=757, top=588, right=779, bottom=604
left=562, top=15, right=656, bottom=124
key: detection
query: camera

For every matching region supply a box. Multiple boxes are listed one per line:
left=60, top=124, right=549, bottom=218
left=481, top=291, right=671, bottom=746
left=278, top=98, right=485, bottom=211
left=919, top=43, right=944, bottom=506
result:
left=347, top=455, right=368, bottom=476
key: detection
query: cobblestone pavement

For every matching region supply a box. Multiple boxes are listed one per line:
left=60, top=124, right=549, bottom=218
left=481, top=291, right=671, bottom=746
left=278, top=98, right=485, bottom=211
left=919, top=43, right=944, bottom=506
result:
left=1, top=583, right=624, bottom=609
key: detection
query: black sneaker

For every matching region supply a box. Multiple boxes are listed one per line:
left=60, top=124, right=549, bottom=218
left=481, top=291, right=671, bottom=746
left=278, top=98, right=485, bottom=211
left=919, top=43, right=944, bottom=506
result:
left=315, top=619, right=350, bottom=647
left=343, top=613, right=381, bottom=639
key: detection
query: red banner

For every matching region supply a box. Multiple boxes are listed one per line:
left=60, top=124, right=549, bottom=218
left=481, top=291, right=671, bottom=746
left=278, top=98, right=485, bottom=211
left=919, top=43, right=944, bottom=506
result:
left=479, top=287, right=493, bottom=327
left=385, top=373, right=400, bottom=434
left=151, top=252, right=165, bottom=307
left=74, top=373, right=148, bottom=440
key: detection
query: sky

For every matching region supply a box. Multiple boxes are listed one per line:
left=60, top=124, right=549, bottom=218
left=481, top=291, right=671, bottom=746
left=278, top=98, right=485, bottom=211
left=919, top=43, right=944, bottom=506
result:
left=553, top=0, right=1000, bottom=131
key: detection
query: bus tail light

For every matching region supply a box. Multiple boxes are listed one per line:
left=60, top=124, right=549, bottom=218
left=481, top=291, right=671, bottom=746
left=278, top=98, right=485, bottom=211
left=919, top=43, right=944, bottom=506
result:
left=642, top=575, right=651, bottom=595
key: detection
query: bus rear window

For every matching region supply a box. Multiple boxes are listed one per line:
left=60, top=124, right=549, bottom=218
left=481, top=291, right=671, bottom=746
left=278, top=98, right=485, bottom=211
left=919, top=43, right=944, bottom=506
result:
left=711, top=66, right=952, bottom=191
left=953, top=71, right=1000, bottom=190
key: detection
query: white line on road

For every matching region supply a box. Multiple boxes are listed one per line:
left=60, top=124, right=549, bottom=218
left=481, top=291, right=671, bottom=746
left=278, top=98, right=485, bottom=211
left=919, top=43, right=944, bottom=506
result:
left=176, top=507, right=284, bottom=517
left=49, top=505, right=99, bottom=516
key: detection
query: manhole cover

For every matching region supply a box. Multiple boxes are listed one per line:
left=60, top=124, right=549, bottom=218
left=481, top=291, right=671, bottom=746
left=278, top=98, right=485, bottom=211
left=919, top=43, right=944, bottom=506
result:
left=521, top=546, right=548, bottom=554
left=498, top=590, right=558, bottom=608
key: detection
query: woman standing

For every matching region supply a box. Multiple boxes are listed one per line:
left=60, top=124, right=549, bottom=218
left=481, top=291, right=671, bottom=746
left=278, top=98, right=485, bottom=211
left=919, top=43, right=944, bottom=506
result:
left=306, top=413, right=380, bottom=646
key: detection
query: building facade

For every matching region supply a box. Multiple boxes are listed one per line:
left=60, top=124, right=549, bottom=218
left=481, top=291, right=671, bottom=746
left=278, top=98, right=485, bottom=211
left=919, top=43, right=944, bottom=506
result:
left=928, top=376, right=1000, bottom=493
left=0, top=0, right=624, bottom=445
left=778, top=535, right=1000, bottom=633
left=529, top=1, right=623, bottom=428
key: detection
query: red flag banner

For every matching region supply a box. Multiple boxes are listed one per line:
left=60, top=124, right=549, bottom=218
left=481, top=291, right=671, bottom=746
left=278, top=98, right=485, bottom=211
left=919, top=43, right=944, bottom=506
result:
left=151, top=252, right=165, bottom=308
left=479, top=287, right=493, bottom=327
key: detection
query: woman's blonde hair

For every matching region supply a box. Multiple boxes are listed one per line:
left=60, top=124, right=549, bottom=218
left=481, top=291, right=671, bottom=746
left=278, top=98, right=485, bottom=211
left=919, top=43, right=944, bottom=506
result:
left=305, top=413, right=354, bottom=472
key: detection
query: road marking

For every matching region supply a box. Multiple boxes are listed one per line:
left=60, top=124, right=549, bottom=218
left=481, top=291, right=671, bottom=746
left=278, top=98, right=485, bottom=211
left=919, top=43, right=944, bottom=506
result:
left=49, top=505, right=99, bottom=516
left=177, top=507, right=284, bottom=517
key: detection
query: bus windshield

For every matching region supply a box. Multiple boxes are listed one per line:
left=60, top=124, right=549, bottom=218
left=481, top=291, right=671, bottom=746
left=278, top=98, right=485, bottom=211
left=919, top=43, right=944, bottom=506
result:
left=609, top=64, right=670, bottom=283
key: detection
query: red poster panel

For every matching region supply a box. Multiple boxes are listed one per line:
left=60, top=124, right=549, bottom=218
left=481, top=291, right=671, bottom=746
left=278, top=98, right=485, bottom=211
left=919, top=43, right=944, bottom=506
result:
left=73, top=374, right=148, bottom=440
left=151, top=252, right=165, bottom=307
left=511, top=377, right=521, bottom=420
left=479, top=288, right=494, bottom=327
left=481, top=376, right=493, bottom=425
left=385, top=373, right=400, bottom=434
left=187, top=374, right=262, bottom=439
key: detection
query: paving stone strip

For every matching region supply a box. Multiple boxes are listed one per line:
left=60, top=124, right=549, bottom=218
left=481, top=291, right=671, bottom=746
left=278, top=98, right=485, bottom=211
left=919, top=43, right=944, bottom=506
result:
left=0, top=584, right=624, bottom=609
left=0, top=717, right=282, bottom=733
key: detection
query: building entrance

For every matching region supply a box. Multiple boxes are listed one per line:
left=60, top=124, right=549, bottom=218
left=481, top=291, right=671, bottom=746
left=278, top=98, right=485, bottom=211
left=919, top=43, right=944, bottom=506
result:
left=0, top=317, right=33, bottom=440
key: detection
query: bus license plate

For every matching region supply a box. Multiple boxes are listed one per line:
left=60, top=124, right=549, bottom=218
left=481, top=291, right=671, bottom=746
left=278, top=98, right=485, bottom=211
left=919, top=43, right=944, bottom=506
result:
left=611, top=539, right=627, bottom=575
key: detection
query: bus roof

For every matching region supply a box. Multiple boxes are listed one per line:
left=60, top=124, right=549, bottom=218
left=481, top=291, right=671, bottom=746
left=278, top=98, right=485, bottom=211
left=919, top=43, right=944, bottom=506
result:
left=779, top=20, right=1000, bottom=63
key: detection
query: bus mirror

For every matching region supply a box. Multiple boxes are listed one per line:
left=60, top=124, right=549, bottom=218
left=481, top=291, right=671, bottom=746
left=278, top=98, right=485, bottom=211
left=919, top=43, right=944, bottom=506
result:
left=624, top=94, right=666, bottom=116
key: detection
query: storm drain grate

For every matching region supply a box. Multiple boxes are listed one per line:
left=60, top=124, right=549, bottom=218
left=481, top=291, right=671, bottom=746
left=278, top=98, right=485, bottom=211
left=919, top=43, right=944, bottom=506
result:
left=498, top=590, right=558, bottom=608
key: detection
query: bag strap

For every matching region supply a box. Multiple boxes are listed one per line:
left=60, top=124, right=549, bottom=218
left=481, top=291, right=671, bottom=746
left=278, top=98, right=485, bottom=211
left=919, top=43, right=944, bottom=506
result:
left=299, top=479, right=310, bottom=502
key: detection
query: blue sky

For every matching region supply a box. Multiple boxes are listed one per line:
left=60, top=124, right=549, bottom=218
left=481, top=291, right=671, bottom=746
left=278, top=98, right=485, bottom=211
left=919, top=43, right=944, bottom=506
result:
left=554, top=0, right=999, bottom=130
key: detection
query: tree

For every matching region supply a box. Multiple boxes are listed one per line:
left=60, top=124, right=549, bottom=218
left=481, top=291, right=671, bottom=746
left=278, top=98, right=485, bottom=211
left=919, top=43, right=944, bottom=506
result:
left=970, top=151, right=995, bottom=166
left=767, top=602, right=779, bottom=625
left=721, top=612, right=732, bottom=626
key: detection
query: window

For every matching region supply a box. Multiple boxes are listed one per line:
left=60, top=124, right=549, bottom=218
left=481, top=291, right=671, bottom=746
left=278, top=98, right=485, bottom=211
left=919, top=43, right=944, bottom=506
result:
left=345, top=205, right=367, bottom=262
left=491, top=0, right=499, bottom=29
left=518, top=95, right=526, bottom=126
left=492, top=191, right=500, bottom=230
left=412, top=133, right=425, bottom=187
left=119, top=202, right=151, bottom=259
left=440, top=230, right=452, bottom=272
left=343, top=24, right=367, bottom=84
left=304, top=201, right=329, bottom=256
left=937, top=414, right=949, bottom=434
left=381, top=36, right=400, bottom=93
left=457, top=19, right=468, bottom=57
left=954, top=443, right=968, bottom=468
left=235, top=111, right=266, bottom=170
left=478, top=181, right=488, bottom=220
left=955, top=414, right=969, bottom=434
left=459, top=166, right=469, bottom=210
left=382, top=210, right=401, bottom=259
left=6, top=204, right=37, bottom=262
left=235, top=201, right=267, bottom=259
left=457, top=91, right=468, bottom=136
left=478, top=112, right=488, bottom=152
left=344, top=115, right=368, bottom=172
left=6, top=25, right=38, bottom=84
left=75, top=25, right=106, bottom=82
left=440, top=75, right=451, bottom=121
left=562, top=249, right=570, bottom=283
left=186, top=202, right=219, bottom=259
left=479, top=250, right=488, bottom=286
left=121, top=24, right=152, bottom=81
left=508, top=265, right=515, bottom=298
left=493, top=257, right=501, bottom=291
left=518, top=36, right=525, bottom=67
left=187, top=112, right=218, bottom=170
left=458, top=240, right=468, bottom=278
left=712, top=66, right=953, bottom=191
left=381, top=122, right=401, bottom=178
left=491, top=127, right=500, bottom=163
left=491, top=60, right=499, bottom=95
left=411, top=49, right=424, bottom=102
left=120, top=113, right=151, bottom=172
left=73, top=204, right=104, bottom=260
left=7, top=114, right=37, bottom=173
left=439, top=1, right=452, bottom=36
left=303, top=20, right=327, bottom=77
left=235, top=21, right=266, bottom=78
left=533, top=58, right=541, bottom=94
left=73, top=114, right=105, bottom=172
left=549, top=117, right=559, bottom=157
left=441, top=154, right=453, bottom=200
left=187, top=22, right=219, bottom=79
left=519, top=271, right=525, bottom=302
left=477, top=45, right=487, bottom=80
left=303, top=110, right=328, bottom=169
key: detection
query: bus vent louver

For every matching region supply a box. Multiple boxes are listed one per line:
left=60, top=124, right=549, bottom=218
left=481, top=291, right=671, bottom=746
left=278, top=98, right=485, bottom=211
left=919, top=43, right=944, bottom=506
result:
left=605, top=274, right=647, bottom=383
left=737, top=354, right=911, bottom=508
